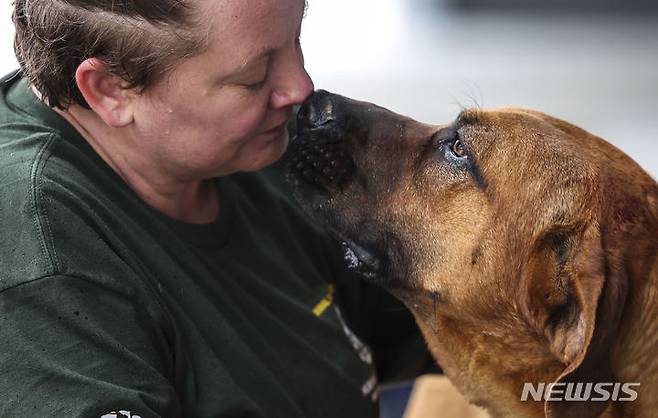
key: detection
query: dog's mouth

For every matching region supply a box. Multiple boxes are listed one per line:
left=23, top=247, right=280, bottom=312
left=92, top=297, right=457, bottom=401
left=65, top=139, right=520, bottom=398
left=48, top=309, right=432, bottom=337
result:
left=340, top=236, right=389, bottom=281
left=286, top=134, right=393, bottom=281
left=285, top=126, right=392, bottom=281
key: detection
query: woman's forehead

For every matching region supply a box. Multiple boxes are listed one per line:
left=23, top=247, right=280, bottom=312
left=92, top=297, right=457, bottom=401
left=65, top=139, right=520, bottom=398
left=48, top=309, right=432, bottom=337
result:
left=203, top=0, right=305, bottom=37
left=199, top=0, right=305, bottom=66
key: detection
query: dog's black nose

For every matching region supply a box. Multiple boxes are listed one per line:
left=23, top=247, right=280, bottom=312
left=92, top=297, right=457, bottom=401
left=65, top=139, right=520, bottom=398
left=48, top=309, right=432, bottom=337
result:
left=297, top=90, right=338, bottom=131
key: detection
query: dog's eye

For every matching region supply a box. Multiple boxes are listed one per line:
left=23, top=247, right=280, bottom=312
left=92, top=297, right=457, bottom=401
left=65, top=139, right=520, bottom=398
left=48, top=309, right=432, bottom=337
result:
left=451, top=139, right=467, bottom=158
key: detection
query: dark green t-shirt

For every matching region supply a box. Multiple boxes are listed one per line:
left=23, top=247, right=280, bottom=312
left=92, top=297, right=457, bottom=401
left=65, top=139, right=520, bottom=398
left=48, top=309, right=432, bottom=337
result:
left=0, top=71, right=429, bottom=418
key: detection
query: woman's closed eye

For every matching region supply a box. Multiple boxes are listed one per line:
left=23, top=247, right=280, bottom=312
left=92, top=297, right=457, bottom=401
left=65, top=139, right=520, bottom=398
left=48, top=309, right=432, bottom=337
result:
left=242, top=77, right=267, bottom=91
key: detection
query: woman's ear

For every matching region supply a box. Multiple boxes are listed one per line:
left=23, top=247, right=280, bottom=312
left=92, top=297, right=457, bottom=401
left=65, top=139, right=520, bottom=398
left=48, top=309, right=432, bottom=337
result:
left=74, top=58, right=135, bottom=128
left=518, top=223, right=628, bottom=418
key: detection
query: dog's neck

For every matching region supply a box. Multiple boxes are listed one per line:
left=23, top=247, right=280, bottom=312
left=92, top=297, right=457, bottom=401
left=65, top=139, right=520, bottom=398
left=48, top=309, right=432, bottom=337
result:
left=608, top=251, right=658, bottom=417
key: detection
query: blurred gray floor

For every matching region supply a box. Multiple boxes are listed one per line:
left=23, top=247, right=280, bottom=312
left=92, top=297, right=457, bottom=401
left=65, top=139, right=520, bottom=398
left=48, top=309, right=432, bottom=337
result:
left=302, top=0, right=658, bottom=178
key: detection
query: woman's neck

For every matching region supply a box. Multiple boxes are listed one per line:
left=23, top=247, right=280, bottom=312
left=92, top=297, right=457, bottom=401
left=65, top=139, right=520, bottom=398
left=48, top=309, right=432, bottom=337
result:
left=54, top=103, right=220, bottom=224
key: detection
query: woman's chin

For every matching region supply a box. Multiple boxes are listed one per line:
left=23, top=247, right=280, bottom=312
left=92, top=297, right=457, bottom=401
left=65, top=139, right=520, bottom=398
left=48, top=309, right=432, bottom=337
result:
left=241, top=129, right=290, bottom=172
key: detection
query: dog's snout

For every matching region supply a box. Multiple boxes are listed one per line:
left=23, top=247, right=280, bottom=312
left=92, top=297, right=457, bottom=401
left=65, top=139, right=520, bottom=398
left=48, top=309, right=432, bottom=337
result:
left=297, top=90, right=340, bottom=131
left=287, top=90, right=355, bottom=192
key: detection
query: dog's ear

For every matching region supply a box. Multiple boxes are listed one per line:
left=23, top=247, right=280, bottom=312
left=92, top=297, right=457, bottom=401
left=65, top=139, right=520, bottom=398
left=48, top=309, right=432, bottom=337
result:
left=518, top=223, right=627, bottom=418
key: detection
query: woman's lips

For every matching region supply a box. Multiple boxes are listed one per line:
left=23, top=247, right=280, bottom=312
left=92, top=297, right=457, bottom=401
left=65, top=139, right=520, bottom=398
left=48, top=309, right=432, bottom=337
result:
left=263, top=110, right=293, bottom=135
left=263, top=121, right=288, bottom=136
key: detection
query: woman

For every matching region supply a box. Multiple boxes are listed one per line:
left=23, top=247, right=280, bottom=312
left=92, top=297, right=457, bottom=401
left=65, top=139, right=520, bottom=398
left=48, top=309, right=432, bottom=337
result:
left=0, top=0, right=429, bottom=417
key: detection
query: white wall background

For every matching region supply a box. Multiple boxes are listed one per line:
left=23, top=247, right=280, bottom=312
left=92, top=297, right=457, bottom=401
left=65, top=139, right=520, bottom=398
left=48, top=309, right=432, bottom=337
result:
left=1, top=1, right=656, bottom=177
left=0, top=3, right=17, bottom=72
left=301, top=0, right=658, bottom=178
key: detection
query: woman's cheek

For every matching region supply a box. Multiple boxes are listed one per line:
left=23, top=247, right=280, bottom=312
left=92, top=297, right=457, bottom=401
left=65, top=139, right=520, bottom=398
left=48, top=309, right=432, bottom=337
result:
left=230, top=105, right=269, bottom=139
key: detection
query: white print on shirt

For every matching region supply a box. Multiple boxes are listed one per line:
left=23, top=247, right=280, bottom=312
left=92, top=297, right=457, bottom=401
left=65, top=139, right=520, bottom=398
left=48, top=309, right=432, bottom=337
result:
left=334, top=306, right=379, bottom=401
left=101, top=411, right=142, bottom=418
left=334, top=307, right=373, bottom=365
left=362, top=373, right=379, bottom=402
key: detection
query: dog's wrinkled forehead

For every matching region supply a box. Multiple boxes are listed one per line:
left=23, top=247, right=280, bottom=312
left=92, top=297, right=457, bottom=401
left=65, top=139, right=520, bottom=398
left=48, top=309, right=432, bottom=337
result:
left=453, top=108, right=598, bottom=195
left=421, top=108, right=605, bottom=254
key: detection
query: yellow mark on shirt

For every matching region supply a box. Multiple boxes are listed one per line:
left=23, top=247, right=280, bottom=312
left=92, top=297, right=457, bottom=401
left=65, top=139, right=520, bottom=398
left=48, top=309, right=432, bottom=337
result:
left=312, top=283, right=336, bottom=317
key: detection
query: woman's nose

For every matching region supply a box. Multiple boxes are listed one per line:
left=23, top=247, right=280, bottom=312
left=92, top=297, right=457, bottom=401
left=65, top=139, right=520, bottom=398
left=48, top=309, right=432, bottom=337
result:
left=269, top=50, right=314, bottom=109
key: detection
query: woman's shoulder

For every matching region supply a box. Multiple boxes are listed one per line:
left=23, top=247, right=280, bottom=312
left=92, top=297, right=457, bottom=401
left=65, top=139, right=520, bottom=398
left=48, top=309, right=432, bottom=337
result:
left=0, top=128, right=161, bottom=294
left=0, top=128, right=64, bottom=283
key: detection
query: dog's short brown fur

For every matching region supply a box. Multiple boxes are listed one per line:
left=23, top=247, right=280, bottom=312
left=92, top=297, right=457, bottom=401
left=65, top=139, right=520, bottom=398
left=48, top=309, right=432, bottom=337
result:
left=287, top=91, right=658, bottom=418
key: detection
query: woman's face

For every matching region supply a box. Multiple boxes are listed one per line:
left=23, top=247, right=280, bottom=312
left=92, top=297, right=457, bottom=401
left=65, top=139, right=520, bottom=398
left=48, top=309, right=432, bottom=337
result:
left=131, top=0, right=313, bottom=180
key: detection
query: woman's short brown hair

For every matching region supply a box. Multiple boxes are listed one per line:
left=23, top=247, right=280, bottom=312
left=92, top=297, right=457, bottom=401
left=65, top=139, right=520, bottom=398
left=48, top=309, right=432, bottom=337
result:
left=12, top=0, right=207, bottom=109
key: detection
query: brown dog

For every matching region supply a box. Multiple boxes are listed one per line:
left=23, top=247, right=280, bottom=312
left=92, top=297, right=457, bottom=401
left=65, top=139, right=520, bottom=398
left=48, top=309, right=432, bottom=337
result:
left=285, top=91, right=658, bottom=418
